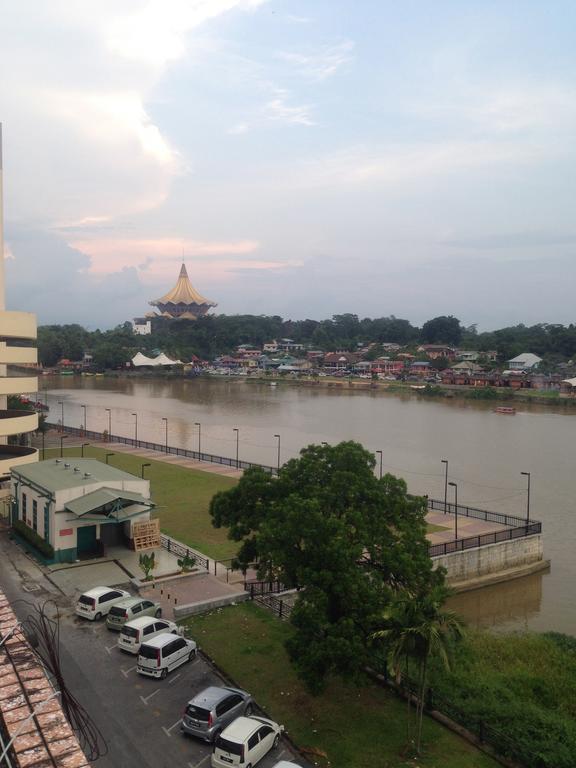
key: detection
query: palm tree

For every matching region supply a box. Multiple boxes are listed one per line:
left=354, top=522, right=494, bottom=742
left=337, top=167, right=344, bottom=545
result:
left=371, top=587, right=465, bottom=754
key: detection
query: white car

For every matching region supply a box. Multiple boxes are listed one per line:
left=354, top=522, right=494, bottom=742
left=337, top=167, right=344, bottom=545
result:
left=137, top=633, right=197, bottom=679
left=272, top=763, right=302, bottom=768
left=118, top=617, right=179, bottom=654
left=211, top=715, right=283, bottom=768
left=75, top=587, right=130, bottom=621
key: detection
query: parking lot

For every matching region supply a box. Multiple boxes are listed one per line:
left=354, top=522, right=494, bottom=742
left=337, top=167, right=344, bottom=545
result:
left=60, top=605, right=300, bottom=768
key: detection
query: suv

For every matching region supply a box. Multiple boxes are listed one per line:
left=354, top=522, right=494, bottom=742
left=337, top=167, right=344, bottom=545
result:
left=75, top=587, right=130, bottom=621
left=211, top=716, right=283, bottom=768
left=106, top=597, right=161, bottom=630
left=182, top=686, right=253, bottom=742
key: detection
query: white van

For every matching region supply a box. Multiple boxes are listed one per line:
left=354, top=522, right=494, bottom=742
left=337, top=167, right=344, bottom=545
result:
left=137, top=633, right=197, bottom=679
left=118, top=617, right=178, bottom=654
left=75, top=587, right=130, bottom=621
left=211, top=716, right=283, bottom=768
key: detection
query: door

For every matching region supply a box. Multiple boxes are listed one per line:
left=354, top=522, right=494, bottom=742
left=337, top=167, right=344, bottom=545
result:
left=77, top=525, right=97, bottom=557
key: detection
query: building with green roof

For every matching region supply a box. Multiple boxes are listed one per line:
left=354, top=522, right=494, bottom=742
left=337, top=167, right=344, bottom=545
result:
left=11, top=459, right=154, bottom=563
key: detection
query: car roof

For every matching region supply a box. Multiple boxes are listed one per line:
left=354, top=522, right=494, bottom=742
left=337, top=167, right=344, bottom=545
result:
left=123, top=616, right=166, bottom=630
left=140, top=632, right=184, bottom=649
left=220, top=716, right=273, bottom=742
left=82, top=586, right=125, bottom=598
left=114, top=596, right=147, bottom=608
left=189, top=686, right=242, bottom=708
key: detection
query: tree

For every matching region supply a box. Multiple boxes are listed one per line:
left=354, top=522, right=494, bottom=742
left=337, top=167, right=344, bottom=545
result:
left=371, top=587, right=464, bottom=754
left=421, top=316, right=462, bottom=346
left=210, top=441, right=443, bottom=693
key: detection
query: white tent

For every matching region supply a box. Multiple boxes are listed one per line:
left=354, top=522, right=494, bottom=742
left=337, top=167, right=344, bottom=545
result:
left=132, top=352, right=158, bottom=367
left=562, top=378, right=576, bottom=387
left=131, top=352, right=183, bottom=367
left=154, top=353, right=183, bottom=366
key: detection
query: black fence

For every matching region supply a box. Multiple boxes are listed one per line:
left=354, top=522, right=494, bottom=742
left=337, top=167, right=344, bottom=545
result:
left=243, top=579, right=286, bottom=597
left=427, top=497, right=529, bottom=528
left=45, top=423, right=277, bottom=476
left=254, top=593, right=293, bottom=621
left=160, top=534, right=209, bottom=571
left=428, top=521, right=542, bottom=558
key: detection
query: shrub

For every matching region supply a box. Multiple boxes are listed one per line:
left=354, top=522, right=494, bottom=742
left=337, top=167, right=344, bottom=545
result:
left=177, top=553, right=196, bottom=572
left=139, top=551, right=156, bottom=580
left=13, top=520, right=54, bottom=559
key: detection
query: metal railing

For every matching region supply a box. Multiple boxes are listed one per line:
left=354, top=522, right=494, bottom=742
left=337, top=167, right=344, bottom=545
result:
left=254, top=593, right=293, bottom=621
left=428, top=521, right=542, bottom=558
left=45, top=423, right=278, bottom=475
left=243, top=579, right=286, bottom=597
left=427, top=497, right=530, bottom=528
left=160, top=534, right=209, bottom=572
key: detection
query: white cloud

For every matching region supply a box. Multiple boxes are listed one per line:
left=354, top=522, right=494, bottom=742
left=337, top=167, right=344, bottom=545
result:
left=263, top=89, right=316, bottom=126
left=277, top=40, right=354, bottom=81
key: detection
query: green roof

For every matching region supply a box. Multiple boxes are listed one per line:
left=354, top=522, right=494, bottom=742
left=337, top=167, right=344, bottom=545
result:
left=12, top=459, right=145, bottom=494
left=65, top=487, right=152, bottom=517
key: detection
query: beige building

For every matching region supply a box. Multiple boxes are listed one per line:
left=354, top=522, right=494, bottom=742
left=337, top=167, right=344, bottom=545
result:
left=0, top=124, right=39, bottom=501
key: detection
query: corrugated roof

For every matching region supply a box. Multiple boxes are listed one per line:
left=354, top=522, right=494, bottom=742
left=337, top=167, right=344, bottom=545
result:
left=65, top=487, right=151, bottom=516
left=12, top=459, right=144, bottom=493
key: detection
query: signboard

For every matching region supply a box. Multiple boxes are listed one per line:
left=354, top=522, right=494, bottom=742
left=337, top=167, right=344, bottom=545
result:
left=59, top=528, right=73, bottom=536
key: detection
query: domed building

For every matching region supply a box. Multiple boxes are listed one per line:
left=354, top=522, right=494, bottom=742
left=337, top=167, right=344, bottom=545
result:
left=149, top=263, right=217, bottom=320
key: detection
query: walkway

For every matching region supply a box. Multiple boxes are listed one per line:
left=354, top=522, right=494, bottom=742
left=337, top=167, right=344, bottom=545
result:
left=426, top=510, right=511, bottom=546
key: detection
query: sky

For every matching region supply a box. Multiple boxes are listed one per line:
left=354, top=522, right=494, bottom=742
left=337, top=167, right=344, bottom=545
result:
left=2, top=0, right=576, bottom=330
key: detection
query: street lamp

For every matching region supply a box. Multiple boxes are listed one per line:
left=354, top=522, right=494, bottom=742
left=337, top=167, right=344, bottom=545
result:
left=105, top=408, right=112, bottom=439
left=274, top=434, right=281, bottom=471
left=58, top=400, right=64, bottom=431
left=141, top=462, right=151, bottom=478
left=162, top=417, right=168, bottom=453
left=81, top=404, right=87, bottom=433
left=375, top=450, right=383, bottom=480
left=521, top=471, right=531, bottom=524
left=81, top=442, right=90, bottom=458
left=448, top=481, right=458, bottom=541
left=233, top=428, right=239, bottom=469
left=441, top=459, right=449, bottom=513
left=105, top=452, right=114, bottom=465
left=131, top=412, right=138, bottom=444
left=59, top=434, right=68, bottom=458
left=194, top=422, right=201, bottom=458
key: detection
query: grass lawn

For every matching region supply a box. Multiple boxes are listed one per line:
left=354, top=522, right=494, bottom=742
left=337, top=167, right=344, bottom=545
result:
left=426, top=523, right=449, bottom=534
left=185, top=602, right=498, bottom=768
left=44, top=445, right=239, bottom=559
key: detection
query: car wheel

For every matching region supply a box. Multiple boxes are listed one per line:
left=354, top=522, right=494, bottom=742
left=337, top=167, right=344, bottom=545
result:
left=94, top=612, right=102, bottom=621
left=244, top=703, right=253, bottom=716
left=188, top=650, right=195, bottom=663
left=160, top=668, right=168, bottom=680
left=155, top=608, right=162, bottom=618
left=273, top=734, right=280, bottom=749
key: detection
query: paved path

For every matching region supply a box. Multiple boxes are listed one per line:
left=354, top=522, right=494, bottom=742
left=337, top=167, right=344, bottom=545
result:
left=427, top=509, right=510, bottom=545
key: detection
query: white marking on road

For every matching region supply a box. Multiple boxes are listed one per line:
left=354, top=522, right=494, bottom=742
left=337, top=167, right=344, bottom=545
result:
left=105, top=642, right=119, bottom=654
left=121, top=665, right=136, bottom=678
left=139, top=688, right=161, bottom=705
left=167, top=672, right=181, bottom=685
left=161, top=718, right=182, bottom=737
left=276, top=749, right=287, bottom=760
left=191, top=755, right=210, bottom=768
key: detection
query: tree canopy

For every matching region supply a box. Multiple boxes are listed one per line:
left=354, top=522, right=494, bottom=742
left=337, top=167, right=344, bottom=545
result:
left=210, top=441, right=444, bottom=692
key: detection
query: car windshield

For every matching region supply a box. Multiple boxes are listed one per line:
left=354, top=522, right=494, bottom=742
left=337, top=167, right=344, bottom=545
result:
left=139, top=645, right=157, bottom=659
left=121, top=626, right=139, bottom=639
left=109, top=606, right=127, bottom=617
left=78, top=595, right=94, bottom=606
left=186, top=705, right=210, bottom=721
left=215, top=736, right=243, bottom=756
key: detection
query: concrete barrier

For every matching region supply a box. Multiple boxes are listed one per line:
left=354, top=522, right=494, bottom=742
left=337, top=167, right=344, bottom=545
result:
left=174, top=591, right=250, bottom=619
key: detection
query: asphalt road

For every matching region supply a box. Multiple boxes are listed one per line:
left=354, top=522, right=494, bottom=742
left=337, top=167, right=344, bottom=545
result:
left=0, top=530, right=301, bottom=768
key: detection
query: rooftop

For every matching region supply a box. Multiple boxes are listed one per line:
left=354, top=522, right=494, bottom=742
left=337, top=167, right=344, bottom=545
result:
left=12, top=458, right=144, bottom=493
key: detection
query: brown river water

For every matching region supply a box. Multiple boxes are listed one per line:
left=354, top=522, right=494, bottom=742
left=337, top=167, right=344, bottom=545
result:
left=44, top=376, right=576, bottom=636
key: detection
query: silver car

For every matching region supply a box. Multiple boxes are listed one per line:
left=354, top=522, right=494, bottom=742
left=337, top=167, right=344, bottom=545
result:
left=182, top=686, right=253, bottom=742
left=106, top=597, right=161, bottom=630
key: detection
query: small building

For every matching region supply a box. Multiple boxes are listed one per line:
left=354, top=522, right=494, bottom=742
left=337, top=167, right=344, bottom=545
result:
left=417, top=345, right=456, bottom=360
left=132, top=317, right=152, bottom=335
left=507, top=353, right=542, bottom=371
left=456, top=350, right=480, bottom=362
left=409, top=361, right=433, bottom=376
left=263, top=341, right=279, bottom=353
left=371, top=358, right=404, bottom=375
left=11, top=459, right=154, bottom=563
left=323, top=352, right=359, bottom=370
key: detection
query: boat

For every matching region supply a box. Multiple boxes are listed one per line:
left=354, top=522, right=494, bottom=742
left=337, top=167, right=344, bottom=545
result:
left=494, top=406, right=516, bottom=414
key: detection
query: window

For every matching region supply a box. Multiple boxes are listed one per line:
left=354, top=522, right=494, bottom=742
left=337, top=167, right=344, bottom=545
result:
left=143, top=624, right=154, bottom=636
left=247, top=733, right=259, bottom=750
left=216, top=697, right=233, bottom=716
left=258, top=726, right=274, bottom=740
left=22, top=493, right=27, bottom=521
left=32, top=500, right=38, bottom=532
left=132, top=603, right=143, bottom=614
left=155, top=622, right=168, bottom=632
left=142, top=601, right=154, bottom=609
left=44, top=503, right=50, bottom=543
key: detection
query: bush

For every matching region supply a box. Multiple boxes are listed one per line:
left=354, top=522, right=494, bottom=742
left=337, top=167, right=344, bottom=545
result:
left=13, top=519, right=54, bottom=559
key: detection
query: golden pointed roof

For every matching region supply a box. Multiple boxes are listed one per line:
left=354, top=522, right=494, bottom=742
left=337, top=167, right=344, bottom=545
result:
left=151, top=264, right=217, bottom=308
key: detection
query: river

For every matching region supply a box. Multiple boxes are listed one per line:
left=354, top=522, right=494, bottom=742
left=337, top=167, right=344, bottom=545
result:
left=43, top=375, right=576, bottom=635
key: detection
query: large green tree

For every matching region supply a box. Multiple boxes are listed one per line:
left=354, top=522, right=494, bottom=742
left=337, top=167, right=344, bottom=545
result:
left=210, top=441, right=444, bottom=692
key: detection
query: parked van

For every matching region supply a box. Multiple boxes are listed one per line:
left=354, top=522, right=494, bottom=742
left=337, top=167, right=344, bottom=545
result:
left=211, top=716, right=283, bottom=768
left=75, top=587, right=130, bottom=621
left=118, top=617, right=178, bottom=654
left=106, top=597, right=161, bottom=630
left=182, top=686, right=253, bottom=742
left=137, top=633, right=197, bottom=679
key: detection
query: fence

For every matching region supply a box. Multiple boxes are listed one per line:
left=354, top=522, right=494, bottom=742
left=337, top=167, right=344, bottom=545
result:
left=243, top=579, right=286, bottom=597
left=160, top=533, right=209, bottom=571
left=44, top=423, right=278, bottom=476
left=427, top=497, right=529, bottom=528
left=428, top=521, right=542, bottom=558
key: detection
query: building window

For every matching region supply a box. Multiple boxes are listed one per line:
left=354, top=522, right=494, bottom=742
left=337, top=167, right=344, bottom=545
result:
left=44, top=504, right=50, bottom=543
left=22, top=493, right=27, bottom=522
left=32, top=500, right=38, bottom=532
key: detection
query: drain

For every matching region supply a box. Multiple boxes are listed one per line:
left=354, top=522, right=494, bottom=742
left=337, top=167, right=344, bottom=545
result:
left=21, top=583, right=42, bottom=592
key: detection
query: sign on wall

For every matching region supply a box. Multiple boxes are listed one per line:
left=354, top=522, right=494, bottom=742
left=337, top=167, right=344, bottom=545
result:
left=59, top=528, right=73, bottom=536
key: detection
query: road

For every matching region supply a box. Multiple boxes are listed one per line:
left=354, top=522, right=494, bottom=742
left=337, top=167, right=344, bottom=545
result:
left=0, top=530, right=301, bottom=768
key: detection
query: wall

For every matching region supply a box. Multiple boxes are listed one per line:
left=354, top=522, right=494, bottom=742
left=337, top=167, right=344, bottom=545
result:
left=433, top=534, right=544, bottom=585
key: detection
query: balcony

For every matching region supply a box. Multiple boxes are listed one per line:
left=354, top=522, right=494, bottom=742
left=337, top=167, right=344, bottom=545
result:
left=0, top=445, right=38, bottom=475
left=0, top=409, right=39, bottom=437
left=0, top=346, right=37, bottom=364
left=0, top=376, right=39, bottom=396
left=0, top=311, right=37, bottom=340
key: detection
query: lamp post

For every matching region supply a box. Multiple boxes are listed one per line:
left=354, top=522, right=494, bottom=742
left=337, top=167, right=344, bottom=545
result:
left=162, top=417, right=168, bottom=453
left=59, top=434, right=68, bottom=458
left=58, top=400, right=64, bottom=431
left=141, top=462, right=151, bottom=478
left=375, top=450, right=383, bottom=480
left=194, top=422, right=201, bottom=458
left=81, top=404, right=87, bottom=434
left=233, top=428, right=239, bottom=469
left=105, top=452, right=114, bottom=465
left=521, top=471, right=531, bottom=524
left=448, top=481, right=458, bottom=541
left=131, top=412, right=138, bottom=444
left=274, top=434, right=281, bottom=471
left=441, top=459, right=449, bottom=513
left=105, top=408, right=112, bottom=439
left=81, top=442, right=89, bottom=458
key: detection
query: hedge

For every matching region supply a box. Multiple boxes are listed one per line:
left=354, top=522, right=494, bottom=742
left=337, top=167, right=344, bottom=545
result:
left=13, top=519, right=55, bottom=559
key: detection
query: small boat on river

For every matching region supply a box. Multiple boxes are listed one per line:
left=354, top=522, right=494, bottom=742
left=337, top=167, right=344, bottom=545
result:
left=494, top=406, right=516, bottom=414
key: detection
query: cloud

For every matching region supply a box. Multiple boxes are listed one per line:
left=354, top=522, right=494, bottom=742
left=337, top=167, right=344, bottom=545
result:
left=263, top=88, right=316, bottom=126
left=276, top=40, right=354, bottom=81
